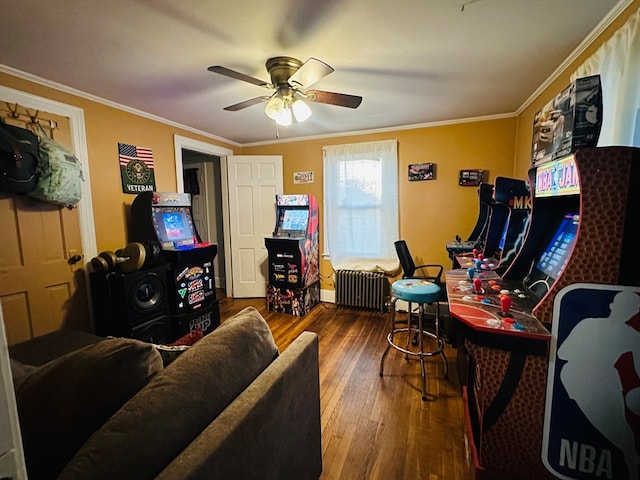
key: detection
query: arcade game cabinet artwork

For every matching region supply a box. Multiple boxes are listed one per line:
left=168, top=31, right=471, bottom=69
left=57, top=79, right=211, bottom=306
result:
left=265, top=194, right=320, bottom=316
left=130, top=191, right=220, bottom=338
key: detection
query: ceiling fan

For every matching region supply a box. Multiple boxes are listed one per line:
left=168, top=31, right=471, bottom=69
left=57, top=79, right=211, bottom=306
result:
left=207, top=56, right=362, bottom=126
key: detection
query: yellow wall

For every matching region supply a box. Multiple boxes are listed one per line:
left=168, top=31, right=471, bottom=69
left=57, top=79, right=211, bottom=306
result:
left=241, top=118, right=516, bottom=284
left=0, top=72, right=237, bottom=252
left=514, top=0, right=640, bottom=178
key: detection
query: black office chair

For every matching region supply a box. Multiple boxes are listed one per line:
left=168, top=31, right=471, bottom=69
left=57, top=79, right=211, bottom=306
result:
left=393, top=240, right=448, bottom=342
left=394, top=240, right=444, bottom=289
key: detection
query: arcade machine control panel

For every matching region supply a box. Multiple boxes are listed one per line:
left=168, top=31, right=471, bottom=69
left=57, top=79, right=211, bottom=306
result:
left=453, top=248, right=499, bottom=272
left=446, top=235, right=479, bottom=267
left=445, top=268, right=550, bottom=340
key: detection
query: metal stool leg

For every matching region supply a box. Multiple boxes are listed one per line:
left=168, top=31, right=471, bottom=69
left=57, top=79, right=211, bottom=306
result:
left=418, top=303, right=427, bottom=400
left=434, top=301, right=448, bottom=378
left=405, top=301, right=413, bottom=360
left=379, top=296, right=397, bottom=377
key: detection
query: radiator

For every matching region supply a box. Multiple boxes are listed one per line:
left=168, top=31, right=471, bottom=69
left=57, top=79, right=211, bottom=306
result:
left=335, top=270, right=389, bottom=313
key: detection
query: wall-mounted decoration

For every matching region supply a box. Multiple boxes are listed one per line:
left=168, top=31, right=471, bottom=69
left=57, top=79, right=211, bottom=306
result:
left=459, top=169, right=485, bottom=186
left=293, top=171, right=314, bottom=184
left=118, top=143, right=156, bottom=194
left=408, top=162, right=435, bottom=181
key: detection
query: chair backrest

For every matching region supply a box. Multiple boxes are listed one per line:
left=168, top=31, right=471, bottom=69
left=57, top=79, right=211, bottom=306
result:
left=394, top=240, right=417, bottom=277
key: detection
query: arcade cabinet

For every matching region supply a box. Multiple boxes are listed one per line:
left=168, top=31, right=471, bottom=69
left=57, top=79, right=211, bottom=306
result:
left=130, top=191, right=220, bottom=338
left=264, top=194, right=320, bottom=316
left=446, top=183, right=493, bottom=266
left=454, top=176, right=531, bottom=274
left=447, top=146, right=640, bottom=480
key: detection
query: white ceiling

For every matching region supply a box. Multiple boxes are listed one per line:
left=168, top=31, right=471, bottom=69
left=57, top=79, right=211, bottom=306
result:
left=0, top=0, right=627, bottom=145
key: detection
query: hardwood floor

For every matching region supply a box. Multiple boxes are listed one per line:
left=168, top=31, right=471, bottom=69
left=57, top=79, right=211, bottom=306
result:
left=218, top=294, right=470, bottom=480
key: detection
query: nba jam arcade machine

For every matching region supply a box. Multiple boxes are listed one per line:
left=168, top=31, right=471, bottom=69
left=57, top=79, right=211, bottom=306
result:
left=130, top=191, right=220, bottom=337
left=264, top=194, right=320, bottom=315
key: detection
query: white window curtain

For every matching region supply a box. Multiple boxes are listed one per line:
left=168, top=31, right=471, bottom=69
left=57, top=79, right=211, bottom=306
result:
left=572, top=7, right=640, bottom=146
left=323, top=139, right=399, bottom=272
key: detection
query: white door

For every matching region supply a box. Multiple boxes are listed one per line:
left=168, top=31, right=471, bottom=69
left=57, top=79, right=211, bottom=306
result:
left=227, top=155, right=283, bottom=298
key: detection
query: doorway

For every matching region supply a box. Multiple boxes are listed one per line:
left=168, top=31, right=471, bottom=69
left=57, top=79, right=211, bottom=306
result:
left=181, top=149, right=226, bottom=292
left=173, top=135, right=233, bottom=295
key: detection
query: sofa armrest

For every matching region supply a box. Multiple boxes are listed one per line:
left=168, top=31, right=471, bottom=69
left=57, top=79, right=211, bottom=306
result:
left=157, top=331, right=322, bottom=480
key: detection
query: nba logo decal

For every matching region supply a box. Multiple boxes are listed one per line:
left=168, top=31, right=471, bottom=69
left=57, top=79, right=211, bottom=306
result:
left=543, top=283, right=640, bottom=480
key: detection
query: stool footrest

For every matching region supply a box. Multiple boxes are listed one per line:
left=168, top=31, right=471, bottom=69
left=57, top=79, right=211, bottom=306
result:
left=386, top=329, right=444, bottom=357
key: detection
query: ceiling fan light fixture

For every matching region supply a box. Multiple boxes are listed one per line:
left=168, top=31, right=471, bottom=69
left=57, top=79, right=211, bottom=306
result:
left=264, top=95, right=285, bottom=121
left=276, top=106, right=293, bottom=126
left=265, top=93, right=310, bottom=126
left=264, top=94, right=292, bottom=125
left=292, top=98, right=312, bottom=123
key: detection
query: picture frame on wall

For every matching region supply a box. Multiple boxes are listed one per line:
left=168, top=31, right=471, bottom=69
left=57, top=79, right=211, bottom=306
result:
left=408, top=162, right=435, bottom=181
left=458, top=169, right=485, bottom=186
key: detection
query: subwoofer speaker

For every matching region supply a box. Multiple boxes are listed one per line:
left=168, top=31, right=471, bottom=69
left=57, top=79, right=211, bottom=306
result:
left=130, top=316, right=173, bottom=344
left=90, top=264, right=174, bottom=341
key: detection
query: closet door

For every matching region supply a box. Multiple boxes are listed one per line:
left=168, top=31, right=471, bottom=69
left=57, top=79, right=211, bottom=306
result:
left=0, top=108, right=87, bottom=345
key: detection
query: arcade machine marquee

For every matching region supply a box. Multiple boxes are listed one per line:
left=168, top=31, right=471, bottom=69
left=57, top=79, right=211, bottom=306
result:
left=130, top=191, right=220, bottom=337
left=265, top=194, right=320, bottom=316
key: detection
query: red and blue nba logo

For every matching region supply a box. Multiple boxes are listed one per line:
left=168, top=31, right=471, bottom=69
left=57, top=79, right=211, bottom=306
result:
left=543, top=283, right=640, bottom=480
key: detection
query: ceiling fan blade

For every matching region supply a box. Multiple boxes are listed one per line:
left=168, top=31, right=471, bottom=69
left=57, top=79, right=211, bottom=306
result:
left=207, top=66, right=273, bottom=89
left=223, top=96, right=271, bottom=111
left=288, top=58, right=334, bottom=89
left=306, top=90, right=362, bottom=109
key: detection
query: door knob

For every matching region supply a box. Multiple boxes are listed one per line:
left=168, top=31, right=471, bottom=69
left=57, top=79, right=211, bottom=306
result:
left=68, top=254, right=83, bottom=265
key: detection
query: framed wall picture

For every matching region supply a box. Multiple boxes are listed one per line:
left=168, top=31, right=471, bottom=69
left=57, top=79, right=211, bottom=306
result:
left=459, top=169, right=485, bottom=186
left=293, top=171, right=314, bottom=184
left=408, top=162, right=435, bottom=181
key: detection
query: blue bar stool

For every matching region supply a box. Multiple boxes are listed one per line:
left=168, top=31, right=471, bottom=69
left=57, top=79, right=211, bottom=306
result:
left=379, top=278, right=448, bottom=400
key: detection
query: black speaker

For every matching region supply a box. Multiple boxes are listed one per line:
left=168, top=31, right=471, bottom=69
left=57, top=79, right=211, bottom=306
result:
left=90, top=264, right=173, bottom=341
left=130, top=315, right=173, bottom=344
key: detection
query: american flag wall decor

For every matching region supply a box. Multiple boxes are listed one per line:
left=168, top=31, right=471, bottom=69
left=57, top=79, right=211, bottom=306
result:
left=118, top=142, right=156, bottom=194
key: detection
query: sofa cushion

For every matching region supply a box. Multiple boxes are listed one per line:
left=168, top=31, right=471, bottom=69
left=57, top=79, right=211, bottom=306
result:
left=9, top=358, right=37, bottom=388
left=15, top=337, right=164, bottom=480
left=60, top=306, right=279, bottom=480
left=9, top=328, right=103, bottom=366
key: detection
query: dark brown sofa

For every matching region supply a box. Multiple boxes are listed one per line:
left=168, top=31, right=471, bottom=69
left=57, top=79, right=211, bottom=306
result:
left=9, top=306, right=322, bottom=480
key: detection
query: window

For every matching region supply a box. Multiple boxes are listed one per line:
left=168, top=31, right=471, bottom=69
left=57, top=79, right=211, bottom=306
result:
left=323, top=139, right=398, bottom=271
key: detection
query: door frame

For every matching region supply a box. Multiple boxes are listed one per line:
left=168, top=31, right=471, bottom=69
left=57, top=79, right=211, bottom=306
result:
left=173, top=135, right=233, bottom=296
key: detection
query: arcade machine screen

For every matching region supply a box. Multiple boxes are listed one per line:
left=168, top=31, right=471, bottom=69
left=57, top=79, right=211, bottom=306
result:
left=524, top=213, right=579, bottom=300
left=279, top=208, right=309, bottom=235
left=152, top=207, right=197, bottom=249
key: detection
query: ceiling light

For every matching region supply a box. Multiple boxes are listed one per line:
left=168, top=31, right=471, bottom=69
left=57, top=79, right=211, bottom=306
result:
left=292, top=97, right=312, bottom=123
left=264, top=91, right=312, bottom=126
